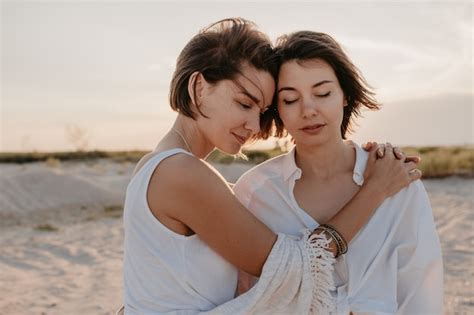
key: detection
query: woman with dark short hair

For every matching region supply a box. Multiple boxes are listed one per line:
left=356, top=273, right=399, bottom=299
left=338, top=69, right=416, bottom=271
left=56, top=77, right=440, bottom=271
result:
left=234, top=31, right=443, bottom=314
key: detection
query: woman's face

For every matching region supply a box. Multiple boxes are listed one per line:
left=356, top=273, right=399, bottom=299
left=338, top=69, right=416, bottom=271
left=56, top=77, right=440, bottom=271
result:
left=197, top=63, right=275, bottom=154
left=277, top=59, right=347, bottom=147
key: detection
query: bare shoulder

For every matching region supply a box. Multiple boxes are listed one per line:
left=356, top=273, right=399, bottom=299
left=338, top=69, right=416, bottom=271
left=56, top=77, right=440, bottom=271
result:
left=148, top=153, right=232, bottom=216
left=154, top=153, right=229, bottom=190
left=132, top=152, right=158, bottom=177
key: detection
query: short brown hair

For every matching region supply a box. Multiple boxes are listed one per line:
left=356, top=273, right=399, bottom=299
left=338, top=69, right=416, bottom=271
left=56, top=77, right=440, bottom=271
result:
left=259, top=31, right=380, bottom=139
left=169, top=18, right=277, bottom=119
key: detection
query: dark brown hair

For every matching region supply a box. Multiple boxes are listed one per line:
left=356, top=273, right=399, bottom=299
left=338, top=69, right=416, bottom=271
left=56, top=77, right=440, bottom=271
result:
left=259, top=31, right=381, bottom=140
left=169, top=18, right=277, bottom=119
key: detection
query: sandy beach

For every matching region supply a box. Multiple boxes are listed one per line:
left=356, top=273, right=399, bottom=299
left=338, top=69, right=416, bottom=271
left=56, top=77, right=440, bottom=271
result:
left=0, top=159, right=472, bottom=314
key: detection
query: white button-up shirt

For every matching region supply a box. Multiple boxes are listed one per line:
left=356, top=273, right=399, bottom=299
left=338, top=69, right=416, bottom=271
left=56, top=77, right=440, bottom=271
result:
left=234, top=143, right=444, bottom=314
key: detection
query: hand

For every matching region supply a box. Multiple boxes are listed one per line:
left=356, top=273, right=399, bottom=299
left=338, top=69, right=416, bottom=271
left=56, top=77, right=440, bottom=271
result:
left=363, top=142, right=422, bottom=198
left=362, top=141, right=421, bottom=164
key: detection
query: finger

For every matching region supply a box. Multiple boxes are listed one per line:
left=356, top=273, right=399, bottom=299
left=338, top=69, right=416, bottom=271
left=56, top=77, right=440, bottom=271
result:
left=362, top=141, right=376, bottom=151
left=367, top=144, right=379, bottom=163
left=408, top=169, right=422, bottom=181
left=376, top=143, right=386, bottom=158
left=384, top=142, right=394, bottom=159
left=405, top=155, right=421, bottom=164
left=404, top=161, right=418, bottom=172
left=393, top=146, right=405, bottom=161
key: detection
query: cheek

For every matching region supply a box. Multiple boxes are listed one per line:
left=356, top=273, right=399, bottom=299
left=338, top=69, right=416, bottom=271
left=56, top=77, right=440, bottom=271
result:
left=247, top=111, right=260, bottom=124
left=336, top=99, right=346, bottom=120
left=278, top=105, right=297, bottom=127
left=223, top=106, right=246, bottom=130
left=322, top=96, right=345, bottom=119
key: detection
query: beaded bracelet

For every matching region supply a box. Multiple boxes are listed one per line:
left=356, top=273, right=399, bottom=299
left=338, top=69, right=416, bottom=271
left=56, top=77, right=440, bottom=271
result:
left=318, top=226, right=344, bottom=258
left=313, top=226, right=340, bottom=257
left=314, top=224, right=348, bottom=258
left=320, top=224, right=348, bottom=256
left=314, top=227, right=340, bottom=258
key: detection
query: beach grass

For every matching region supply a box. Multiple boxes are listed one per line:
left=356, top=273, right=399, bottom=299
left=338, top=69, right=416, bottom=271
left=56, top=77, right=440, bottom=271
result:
left=0, top=150, right=146, bottom=164
left=208, top=146, right=474, bottom=178
left=1, top=146, right=472, bottom=178
left=34, top=223, right=59, bottom=232
left=402, top=146, right=474, bottom=178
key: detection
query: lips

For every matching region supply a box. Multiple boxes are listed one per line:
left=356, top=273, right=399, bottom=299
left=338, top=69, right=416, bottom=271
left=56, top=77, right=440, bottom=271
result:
left=300, top=123, right=326, bottom=135
left=232, top=133, right=249, bottom=145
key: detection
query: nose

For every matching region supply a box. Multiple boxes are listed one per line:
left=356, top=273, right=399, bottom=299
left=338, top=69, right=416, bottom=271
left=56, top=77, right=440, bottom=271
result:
left=302, top=96, right=318, bottom=118
left=244, top=112, right=261, bottom=136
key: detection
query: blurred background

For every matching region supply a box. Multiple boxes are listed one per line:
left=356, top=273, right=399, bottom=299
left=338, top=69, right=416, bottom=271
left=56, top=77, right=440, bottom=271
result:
left=2, top=1, right=472, bottom=152
left=1, top=1, right=472, bottom=314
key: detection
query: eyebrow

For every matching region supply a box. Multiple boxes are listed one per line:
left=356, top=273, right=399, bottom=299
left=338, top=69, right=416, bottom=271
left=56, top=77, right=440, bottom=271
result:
left=239, top=89, right=261, bottom=105
left=278, top=80, right=332, bottom=93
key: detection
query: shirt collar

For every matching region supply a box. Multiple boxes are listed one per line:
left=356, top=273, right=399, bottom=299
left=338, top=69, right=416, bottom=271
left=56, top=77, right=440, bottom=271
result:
left=348, top=141, right=369, bottom=186
left=280, top=141, right=369, bottom=186
left=282, top=146, right=302, bottom=182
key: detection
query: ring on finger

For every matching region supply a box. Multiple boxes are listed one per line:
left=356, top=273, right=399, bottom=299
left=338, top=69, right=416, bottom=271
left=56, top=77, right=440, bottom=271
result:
left=377, top=144, right=386, bottom=157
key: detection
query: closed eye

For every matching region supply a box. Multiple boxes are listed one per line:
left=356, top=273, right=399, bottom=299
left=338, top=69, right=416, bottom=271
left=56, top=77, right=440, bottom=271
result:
left=283, top=99, right=298, bottom=105
left=317, top=92, right=331, bottom=97
left=239, top=102, right=252, bottom=110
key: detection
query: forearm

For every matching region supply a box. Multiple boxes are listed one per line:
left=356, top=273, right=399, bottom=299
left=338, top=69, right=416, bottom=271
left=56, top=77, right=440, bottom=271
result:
left=326, top=182, right=386, bottom=244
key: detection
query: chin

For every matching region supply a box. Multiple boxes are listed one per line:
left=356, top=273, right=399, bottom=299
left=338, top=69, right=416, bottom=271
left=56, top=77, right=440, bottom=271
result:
left=217, top=143, right=242, bottom=155
left=295, top=135, right=328, bottom=147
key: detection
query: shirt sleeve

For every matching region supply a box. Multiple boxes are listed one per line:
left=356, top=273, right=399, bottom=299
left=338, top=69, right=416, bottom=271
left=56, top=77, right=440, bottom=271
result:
left=396, top=181, right=444, bottom=314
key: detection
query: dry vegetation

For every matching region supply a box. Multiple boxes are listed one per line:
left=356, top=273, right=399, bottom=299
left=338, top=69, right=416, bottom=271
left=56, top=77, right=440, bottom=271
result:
left=0, top=150, right=146, bottom=164
left=1, top=146, right=472, bottom=178
left=402, top=146, right=474, bottom=178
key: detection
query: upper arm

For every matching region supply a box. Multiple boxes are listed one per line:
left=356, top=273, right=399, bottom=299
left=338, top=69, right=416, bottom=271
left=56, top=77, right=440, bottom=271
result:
left=148, top=154, right=277, bottom=276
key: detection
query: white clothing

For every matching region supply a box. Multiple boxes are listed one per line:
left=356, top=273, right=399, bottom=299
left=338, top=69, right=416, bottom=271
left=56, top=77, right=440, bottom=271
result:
left=207, top=231, right=336, bottom=314
left=234, top=142, right=444, bottom=315
left=123, top=149, right=238, bottom=314
left=122, top=148, right=337, bottom=314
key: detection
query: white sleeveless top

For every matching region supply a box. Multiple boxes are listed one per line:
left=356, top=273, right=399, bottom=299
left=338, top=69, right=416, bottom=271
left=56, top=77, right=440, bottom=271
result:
left=122, top=149, right=238, bottom=314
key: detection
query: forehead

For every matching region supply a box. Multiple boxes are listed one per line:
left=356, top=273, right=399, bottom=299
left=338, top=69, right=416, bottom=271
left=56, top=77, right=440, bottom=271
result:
left=234, top=63, right=275, bottom=106
left=278, top=59, right=336, bottom=87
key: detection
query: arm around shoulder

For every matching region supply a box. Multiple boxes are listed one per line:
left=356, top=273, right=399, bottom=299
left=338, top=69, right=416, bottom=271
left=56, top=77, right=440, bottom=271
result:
left=148, top=153, right=277, bottom=276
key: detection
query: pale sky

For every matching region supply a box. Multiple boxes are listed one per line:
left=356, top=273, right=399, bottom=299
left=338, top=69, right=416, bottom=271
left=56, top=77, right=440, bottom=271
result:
left=1, top=1, right=473, bottom=152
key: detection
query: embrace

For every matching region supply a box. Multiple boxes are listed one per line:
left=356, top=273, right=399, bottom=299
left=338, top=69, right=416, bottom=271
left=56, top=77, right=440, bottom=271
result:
left=120, top=18, right=443, bottom=314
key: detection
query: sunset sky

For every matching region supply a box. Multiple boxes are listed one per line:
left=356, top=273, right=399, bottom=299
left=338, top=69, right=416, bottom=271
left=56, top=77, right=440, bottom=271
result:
left=2, top=1, right=472, bottom=152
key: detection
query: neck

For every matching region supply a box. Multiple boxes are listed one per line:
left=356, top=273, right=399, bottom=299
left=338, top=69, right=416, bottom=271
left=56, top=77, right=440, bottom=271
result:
left=167, top=115, right=215, bottom=159
left=294, top=138, right=355, bottom=180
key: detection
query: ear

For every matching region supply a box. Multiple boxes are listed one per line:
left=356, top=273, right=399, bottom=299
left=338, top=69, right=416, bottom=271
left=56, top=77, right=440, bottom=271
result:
left=187, top=71, right=206, bottom=106
left=343, top=97, right=349, bottom=107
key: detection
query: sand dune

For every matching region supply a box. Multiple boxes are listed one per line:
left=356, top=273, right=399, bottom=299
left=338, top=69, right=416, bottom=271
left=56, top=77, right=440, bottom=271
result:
left=0, top=161, right=130, bottom=227
left=0, top=160, right=472, bottom=314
